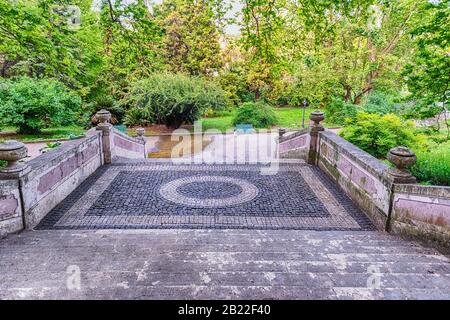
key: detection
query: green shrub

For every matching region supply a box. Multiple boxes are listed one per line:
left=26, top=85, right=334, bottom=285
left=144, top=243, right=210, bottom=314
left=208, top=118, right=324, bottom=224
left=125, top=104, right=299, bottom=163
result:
left=324, top=97, right=358, bottom=125
left=0, top=77, right=81, bottom=134
left=86, top=95, right=125, bottom=125
left=232, top=102, right=278, bottom=128
left=122, top=74, right=229, bottom=129
left=411, top=143, right=450, bottom=186
left=339, top=112, right=425, bottom=158
left=361, top=91, right=402, bottom=116
left=123, top=107, right=152, bottom=127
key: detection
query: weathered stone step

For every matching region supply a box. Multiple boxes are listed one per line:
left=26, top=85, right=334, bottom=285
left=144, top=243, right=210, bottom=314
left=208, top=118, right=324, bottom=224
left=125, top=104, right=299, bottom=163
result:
left=2, top=270, right=450, bottom=290
left=1, top=229, right=449, bottom=299
left=2, top=284, right=450, bottom=300
left=2, top=254, right=449, bottom=274
left=0, top=239, right=440, bottom=254
left=0, top=230, right=435, bottom=247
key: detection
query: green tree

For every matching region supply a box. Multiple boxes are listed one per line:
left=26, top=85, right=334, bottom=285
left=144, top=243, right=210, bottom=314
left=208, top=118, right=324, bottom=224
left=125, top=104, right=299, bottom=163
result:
left=98, top=0, right=164, bottom=97
left=155, top=0, right=223, bottom=77
left=0, top=0, right=103, bottom=94
left=403, top=0, right=450, bottom=137
left=276, top=0, right=422, bottom=106
left=240, top=0, right=285, bottom=101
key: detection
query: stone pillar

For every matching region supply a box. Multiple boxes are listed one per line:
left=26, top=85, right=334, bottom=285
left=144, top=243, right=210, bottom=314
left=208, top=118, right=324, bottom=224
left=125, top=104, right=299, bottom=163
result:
left=136, top=128, right=145, bottom=143
left=96, top=109, right=114, bottom=164
left=386, top=146, right=417, bottom=184
left=307, top=111, right=325, bottom=165
left=0, top=141, right=29, bottom=235
left=0, top=140, right=30, bottom=179
left=278, top=128, right=286, bottom=138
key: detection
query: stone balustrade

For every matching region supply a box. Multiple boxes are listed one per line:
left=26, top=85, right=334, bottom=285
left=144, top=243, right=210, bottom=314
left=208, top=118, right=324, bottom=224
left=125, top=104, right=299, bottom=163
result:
left=0, top=110, right=147, bottom=235
left=277, top=111, right=450, bottom=248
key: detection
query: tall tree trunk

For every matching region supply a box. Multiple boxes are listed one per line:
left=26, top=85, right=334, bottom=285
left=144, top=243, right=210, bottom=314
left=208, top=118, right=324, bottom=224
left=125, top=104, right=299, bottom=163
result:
left=344, top=85, right=352, bottom=102
left=255, top=87, right=260, bottom=102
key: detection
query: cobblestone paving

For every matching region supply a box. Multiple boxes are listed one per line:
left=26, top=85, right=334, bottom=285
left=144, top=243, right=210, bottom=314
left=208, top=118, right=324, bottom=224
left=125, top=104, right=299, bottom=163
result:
left=37, top=162, right=373, bottom=231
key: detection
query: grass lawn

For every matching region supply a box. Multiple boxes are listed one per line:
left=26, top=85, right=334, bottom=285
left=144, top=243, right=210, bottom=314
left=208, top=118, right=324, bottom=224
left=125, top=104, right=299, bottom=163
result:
left=199, top=107, right=338, bottom=132
left=0, top=125, right=86, bottom=142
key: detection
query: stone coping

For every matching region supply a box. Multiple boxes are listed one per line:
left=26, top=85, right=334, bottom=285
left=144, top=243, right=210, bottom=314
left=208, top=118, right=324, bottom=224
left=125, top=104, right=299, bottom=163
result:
left=319, top=130, right=391, bottom=186
left=0, top=178, right=19, bottom=188
left=279, top=129, right=308, bottom=143
left=394, top=183, right=450, bottom=197
left=22, top=136, right=86, bottom=144
left=112, top=127, right=146, bottom=145
left=141, top=131, right=282, bottom=137
left=22, top=133, right=101, bottom=182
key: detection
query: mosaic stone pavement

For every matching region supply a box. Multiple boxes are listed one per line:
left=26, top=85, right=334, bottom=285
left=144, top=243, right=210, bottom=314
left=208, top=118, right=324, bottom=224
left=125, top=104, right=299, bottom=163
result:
left=37, top=161, right=374, bottom=231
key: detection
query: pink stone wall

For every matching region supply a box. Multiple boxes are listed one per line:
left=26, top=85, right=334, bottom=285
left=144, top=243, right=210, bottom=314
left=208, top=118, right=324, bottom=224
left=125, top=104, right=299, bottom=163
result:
left=0, top=180, right=23, bottom=234
left=391, top=190, right=450, bottom=246
left=337, top=155, right=377, bottom=195
left=279, top=135, right=308, bottom=153
left=37, top=143, right=99, bottom=195
left=317, top=133, right=391, bottom=230
left=21, top=134, right=102, bottom=228
left=114, top=135, right=145, bottom=154
left=393, top=194, right=450, bottom=228
left=0, top=194, right=19, bottom=220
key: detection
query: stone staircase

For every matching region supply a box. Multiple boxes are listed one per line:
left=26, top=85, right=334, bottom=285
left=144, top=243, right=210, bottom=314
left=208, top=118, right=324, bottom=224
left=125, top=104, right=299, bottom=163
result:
left=1, top=229, right=449, bottom=299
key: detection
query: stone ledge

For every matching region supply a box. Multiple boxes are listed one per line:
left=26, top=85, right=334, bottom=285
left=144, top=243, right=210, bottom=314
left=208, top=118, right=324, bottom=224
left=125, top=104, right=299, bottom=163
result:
left=22, top=134, right=101, bottom=182
left=279, top=129, right=308, bottom=143
left=319, top=130, right=390, bottom=186
left=394, top=184, right=450, bottom=198
left=112, top=128, right=146, bottom=145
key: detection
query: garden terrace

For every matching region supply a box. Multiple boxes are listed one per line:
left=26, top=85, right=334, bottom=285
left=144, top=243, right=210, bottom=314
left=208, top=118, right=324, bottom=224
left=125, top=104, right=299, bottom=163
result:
left=0, top=110, right=449, bottom=300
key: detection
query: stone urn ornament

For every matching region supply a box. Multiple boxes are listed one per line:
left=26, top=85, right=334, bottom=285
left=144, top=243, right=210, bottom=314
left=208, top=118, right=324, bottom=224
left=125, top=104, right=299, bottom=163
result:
left=386, top=146, right=417, bottom=184
left=0, top=140, right=30, bottom=177
left=95, top=109, right=112, bottom=129
left=309, top=111, right=325, bottom=126
left=136, top=128, right=145, bottom=142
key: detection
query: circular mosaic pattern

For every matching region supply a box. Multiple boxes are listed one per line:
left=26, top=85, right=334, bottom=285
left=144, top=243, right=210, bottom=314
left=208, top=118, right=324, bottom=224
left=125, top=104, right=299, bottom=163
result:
left=159, top=175, right=259, bottom=207
left=178, top=181, right=243, bottom=199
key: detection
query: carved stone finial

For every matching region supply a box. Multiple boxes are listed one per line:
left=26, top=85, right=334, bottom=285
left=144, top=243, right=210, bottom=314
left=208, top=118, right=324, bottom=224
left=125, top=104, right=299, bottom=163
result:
left=136, top=128, right=145, bottom=142
left=0, top=140, right=30, bottom=178
left=309, top=111, right=325, bottom=127
left=387, top=146, right=417, bottom=184
left=307, top=111, right=325, bottom=165
left=95, top=109, right=112, bottom=131
left=278, top=128, right=287, bottom=138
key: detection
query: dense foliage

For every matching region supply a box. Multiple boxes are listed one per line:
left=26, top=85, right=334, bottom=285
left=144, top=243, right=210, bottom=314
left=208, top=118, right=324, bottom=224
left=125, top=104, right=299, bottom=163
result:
left=122, top=73, right=228, bottom=128
left=403, top=0, right=449, bottom=125
left=0, top=77, right=81, bottom=133
left=339, top=112, right=424, bottom=159
left=0, top=1, right=448, bottom=188
left=232, top=102, right=277, bottom=128
left=0, top=0, right=447, bottom=112
left=324, top=98, right=358, bottom=126
left=411, top=143, right=450, bottom=186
